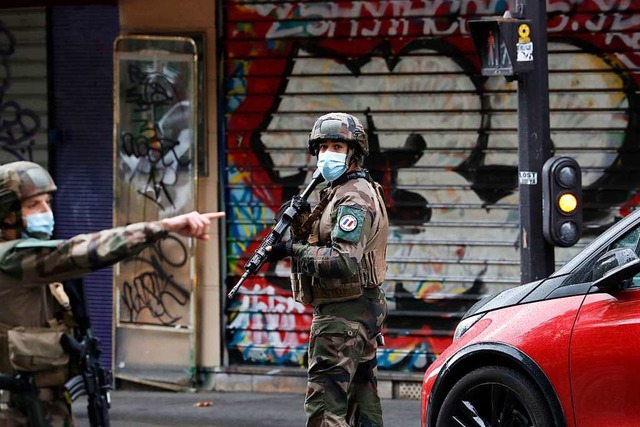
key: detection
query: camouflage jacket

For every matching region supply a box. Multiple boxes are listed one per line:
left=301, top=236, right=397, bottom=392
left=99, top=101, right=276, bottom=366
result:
left=291, top=171, right=388, bottom=304
left=0, top=222, right=168, bottom=328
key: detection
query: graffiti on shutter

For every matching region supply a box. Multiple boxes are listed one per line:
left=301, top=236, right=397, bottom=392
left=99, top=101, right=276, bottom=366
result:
left=221, top=1, right=640, bottom=372
left=0, top=9, right=47, bottom=167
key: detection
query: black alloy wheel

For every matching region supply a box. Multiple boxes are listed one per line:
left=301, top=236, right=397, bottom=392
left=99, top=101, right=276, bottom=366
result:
left=435, top=366, right=554, bottom=427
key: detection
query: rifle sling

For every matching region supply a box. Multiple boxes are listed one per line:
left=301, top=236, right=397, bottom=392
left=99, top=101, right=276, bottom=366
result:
left=300, top=190, right=332, bottom=237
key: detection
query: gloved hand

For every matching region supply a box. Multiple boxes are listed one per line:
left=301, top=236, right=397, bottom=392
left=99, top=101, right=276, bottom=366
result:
left=266, top=240, right=293, bottom=262
left=291, top=196, right=311, bottom=215
left=274, top=196, right=311, bottom=223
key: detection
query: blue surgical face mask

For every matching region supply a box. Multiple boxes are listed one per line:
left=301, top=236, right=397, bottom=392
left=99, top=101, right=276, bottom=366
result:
left=317, top=151, right=347, bottom=182
left=23, top=211, right=55, bottom=237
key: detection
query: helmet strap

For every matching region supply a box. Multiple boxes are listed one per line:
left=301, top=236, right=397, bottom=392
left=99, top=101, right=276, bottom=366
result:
left=1, top=209, right=20, bottom=228
left=346, top=146, right=359, bottom=168
left=0, top=216, right=21, bottom=241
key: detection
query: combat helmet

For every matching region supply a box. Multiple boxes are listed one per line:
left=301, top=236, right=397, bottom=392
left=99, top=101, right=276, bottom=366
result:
left=307, top=113, right=369, bottom=163
left=0, top=161, right=57, bottom=232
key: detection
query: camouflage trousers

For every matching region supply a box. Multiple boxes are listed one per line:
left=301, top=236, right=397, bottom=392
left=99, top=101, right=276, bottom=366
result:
left=305, top=289, right=387, bottom=427
left=0, top=390, right=74, bottom=427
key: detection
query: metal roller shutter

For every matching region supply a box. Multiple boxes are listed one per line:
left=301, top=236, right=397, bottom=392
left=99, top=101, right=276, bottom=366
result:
left=49, top=5, right=119, bottom=368
left=220, top=1, right=640, bottom=373
left=0, top=8, right=48, bottom=166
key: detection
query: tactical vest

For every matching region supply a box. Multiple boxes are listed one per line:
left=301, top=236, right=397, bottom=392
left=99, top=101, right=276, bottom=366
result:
left=291, top=172, right=388, bottom=306
left=0, top=309, right=71, bottom=388
left=0, top=240, right=71, bottom=386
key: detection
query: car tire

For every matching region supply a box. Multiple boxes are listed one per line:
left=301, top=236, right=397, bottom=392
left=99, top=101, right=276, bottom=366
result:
left=435, top=365, right=554, bottom=427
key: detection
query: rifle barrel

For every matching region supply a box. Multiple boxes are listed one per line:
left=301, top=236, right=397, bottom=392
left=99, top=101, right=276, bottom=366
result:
left=227, top=271, right=249, bottom=299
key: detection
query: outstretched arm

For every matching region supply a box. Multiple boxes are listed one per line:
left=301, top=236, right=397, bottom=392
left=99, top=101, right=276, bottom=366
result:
left=160, top=211, right=225, bottom=240
left=0, top=211, right=226, bottom=287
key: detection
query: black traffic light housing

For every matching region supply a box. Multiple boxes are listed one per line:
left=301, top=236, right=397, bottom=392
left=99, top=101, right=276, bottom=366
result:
left=468, top=17, right=535, bottom=77
left=542, top=156, right=582, bottom=247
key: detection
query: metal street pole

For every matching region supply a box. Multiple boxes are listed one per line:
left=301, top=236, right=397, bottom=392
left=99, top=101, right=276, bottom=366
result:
left=516, top=0, right=554, bottom=283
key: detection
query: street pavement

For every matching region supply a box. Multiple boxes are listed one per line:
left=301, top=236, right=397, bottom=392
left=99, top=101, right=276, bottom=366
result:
left=73, top=389, right=422, bottom=426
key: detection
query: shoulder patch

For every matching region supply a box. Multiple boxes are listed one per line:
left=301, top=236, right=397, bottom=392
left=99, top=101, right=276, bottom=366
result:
left=333, top=205, right=365, bottom=243
left=15, top=238, right=62, bottom=249
left=339, top=214, right=358, bottom=232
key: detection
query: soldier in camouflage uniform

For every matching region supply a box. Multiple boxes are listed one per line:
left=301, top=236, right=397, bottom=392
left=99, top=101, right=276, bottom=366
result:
left=0, top=161, right=223, bottom=427
left=268, top=113, right=389, bottom=427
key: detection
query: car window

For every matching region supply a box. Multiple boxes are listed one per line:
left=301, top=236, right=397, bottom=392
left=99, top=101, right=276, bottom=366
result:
left=612, top=227, right=640, bottom=252
left=562, top=247, right=607, bottom=286
left=611, top=227, right=640, bottom=288
left=563, top=226, right=640, bottom=287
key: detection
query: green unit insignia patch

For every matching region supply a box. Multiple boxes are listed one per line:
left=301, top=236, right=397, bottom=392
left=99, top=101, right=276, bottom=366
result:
left=333, top=205, right=365, bottom=243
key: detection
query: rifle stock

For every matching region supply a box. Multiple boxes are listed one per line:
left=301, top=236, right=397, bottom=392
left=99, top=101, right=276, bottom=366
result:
left=228, top=169, right=324, bottom=299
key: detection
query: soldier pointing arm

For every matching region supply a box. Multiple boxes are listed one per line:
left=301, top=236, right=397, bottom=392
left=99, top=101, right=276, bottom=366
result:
left=0, top=161, right=223, bottom=426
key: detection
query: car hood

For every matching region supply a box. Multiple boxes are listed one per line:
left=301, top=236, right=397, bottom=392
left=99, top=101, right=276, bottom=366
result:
left=460, top=209, right=640, bottom=321
left=461, top=278, right=544, bottom=320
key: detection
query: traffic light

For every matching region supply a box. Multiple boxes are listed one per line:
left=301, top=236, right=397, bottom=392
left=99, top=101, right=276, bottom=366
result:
left=468, top=17, right=535, bottom=77
left=542, top=156, right=582, bottom=247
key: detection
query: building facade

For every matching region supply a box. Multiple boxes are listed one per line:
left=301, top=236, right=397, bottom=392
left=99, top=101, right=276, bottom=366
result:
left=1, top=0, right=639, bottom=395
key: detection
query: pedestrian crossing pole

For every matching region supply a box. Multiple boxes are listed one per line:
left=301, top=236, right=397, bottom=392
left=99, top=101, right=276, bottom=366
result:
left=469, top=0, right=554, bottom=283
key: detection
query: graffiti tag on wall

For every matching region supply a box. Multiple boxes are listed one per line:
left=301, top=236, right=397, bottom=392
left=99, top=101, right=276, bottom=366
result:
left=0, top=20, right=42, bottom=163
left=114, top=45, right=197, bottom=328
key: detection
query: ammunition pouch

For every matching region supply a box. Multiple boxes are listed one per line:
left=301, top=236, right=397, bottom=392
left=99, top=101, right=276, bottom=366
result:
left=291, top=272, right=314, bottom=305
left=1, top=324, right=69, bottom=388
left=309, top=277, right=363, bottom=306
left=357, top=250, right=387, bottom=288
left=291, top=274, right=365, bottom=306
left=7, top=326, right=69, bottom=373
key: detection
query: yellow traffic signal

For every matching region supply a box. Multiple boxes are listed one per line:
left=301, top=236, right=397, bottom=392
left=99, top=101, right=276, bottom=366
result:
left=543, top=157, right=583, bottom=247
left=558, top=193, right=578, bottom=214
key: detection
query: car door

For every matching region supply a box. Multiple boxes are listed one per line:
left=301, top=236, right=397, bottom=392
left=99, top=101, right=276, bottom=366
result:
left=569, top=227, right=640, bottom=426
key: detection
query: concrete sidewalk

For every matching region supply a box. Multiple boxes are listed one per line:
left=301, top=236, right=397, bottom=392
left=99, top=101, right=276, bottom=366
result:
left=73, top=389, right=423, bottom=427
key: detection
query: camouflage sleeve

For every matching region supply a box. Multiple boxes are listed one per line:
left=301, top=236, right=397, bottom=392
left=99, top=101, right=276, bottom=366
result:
left=292, top=192, right=374, bottom=279
left=0, top=221, right=168, bottom=285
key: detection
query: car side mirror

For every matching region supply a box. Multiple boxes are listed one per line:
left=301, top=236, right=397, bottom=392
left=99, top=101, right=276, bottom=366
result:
left=592, top=248, right=640, bottom=291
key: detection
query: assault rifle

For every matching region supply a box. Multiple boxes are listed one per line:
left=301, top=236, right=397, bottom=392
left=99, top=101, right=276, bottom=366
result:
left=227, top=169, right=325, bottom=299
left=60, top=278, right=112, bottom=427
left=0, top=372, right=49, bottom=427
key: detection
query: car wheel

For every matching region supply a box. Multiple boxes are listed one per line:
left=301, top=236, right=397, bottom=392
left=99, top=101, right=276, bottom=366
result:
left=435, top=365, right=553, bottom=427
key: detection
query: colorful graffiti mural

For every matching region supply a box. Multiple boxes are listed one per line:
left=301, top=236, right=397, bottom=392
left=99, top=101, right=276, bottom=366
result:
left=222, top=0, right=640, bottom=372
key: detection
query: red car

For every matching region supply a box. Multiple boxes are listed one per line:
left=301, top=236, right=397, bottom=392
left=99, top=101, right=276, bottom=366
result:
left=421, top=209, right=640, bottom=427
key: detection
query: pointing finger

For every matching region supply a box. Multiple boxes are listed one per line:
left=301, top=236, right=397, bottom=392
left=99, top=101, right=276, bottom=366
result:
left=203, top=212, right=225, bottom=220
